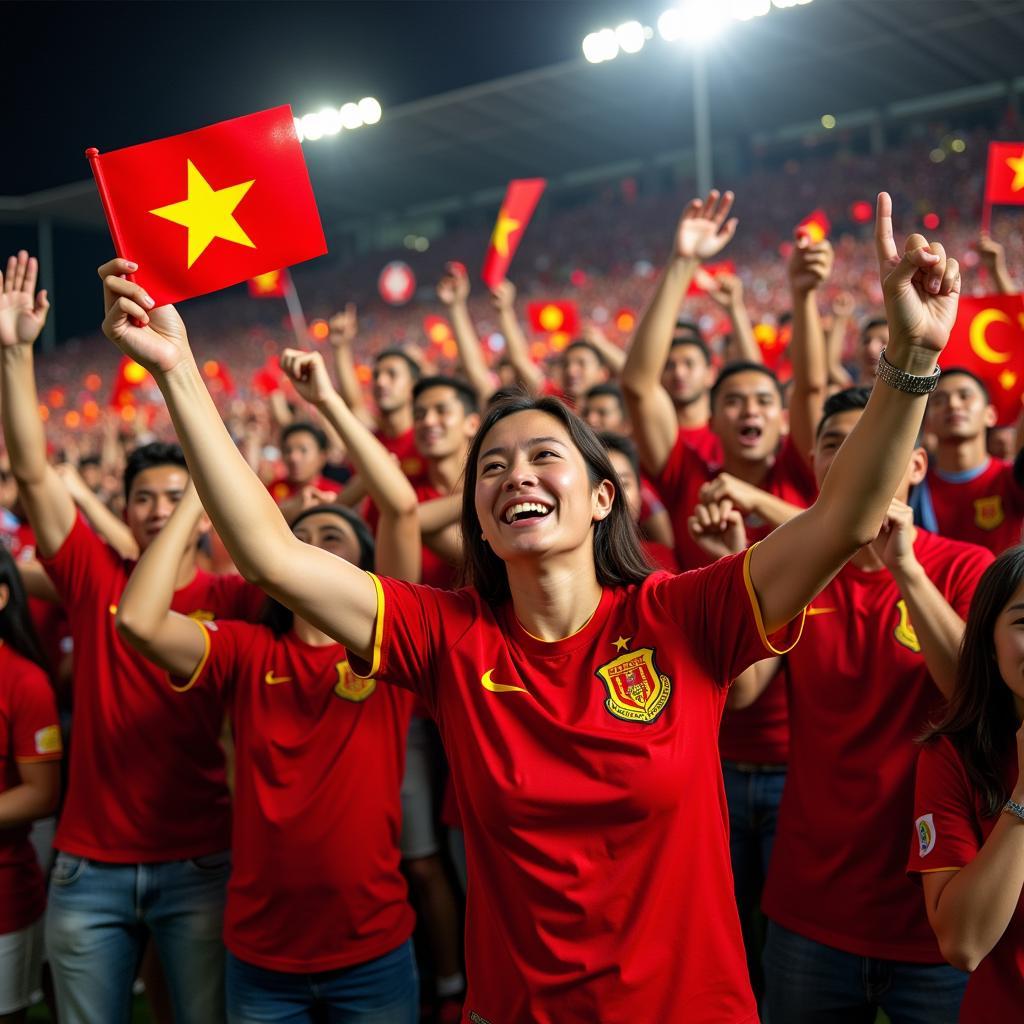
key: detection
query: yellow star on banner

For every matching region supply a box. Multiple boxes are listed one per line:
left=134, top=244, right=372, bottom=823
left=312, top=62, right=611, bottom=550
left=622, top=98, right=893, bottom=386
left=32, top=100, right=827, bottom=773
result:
left=490, top=209, right=521, bottom=258
left=150, top=160, right=256, bottom=268
left=613, top=636, right=631, bottom=652
left=1000, top=370, right=1018, bottom=391
left=1008, top=150, right=1024, bottom=192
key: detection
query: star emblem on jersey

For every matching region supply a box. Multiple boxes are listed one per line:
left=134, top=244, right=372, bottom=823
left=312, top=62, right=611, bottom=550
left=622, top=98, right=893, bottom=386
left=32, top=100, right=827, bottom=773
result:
left=150, top=160, right=256, bottom=268
left=974, top=495, right=1005, bottom=531
left=333, top=661, right=376, bottom=702
left=612, top=636, right=631, bottom=652
left=893, top=599, right=921, bottom=654
left=595, top=646, right=671, bottom=723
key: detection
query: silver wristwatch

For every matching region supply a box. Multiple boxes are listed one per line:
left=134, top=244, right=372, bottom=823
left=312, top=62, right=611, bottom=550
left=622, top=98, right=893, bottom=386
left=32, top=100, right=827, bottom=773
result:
left=1003, top=798, right=1024, bottom=823
left=875, top=348, right=941, bottom=394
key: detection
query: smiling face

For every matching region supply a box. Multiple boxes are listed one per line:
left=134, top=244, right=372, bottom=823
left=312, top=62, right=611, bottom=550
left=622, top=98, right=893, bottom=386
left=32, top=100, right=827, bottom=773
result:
left=927, top=373, right=996, bottom=444
left=711, top=369, right=784, bottom=464
left=413, top=384, right=480, bottom=461
left=475, top=409, right=614, bottom=565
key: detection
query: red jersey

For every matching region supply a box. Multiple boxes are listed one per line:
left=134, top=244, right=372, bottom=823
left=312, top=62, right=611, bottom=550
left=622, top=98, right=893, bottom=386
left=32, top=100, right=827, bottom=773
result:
left=680, top=422, right=724, bottom=466
left=927, top=458, right=1024, bottom=555
left=641, top=539, right=679, bottom=573
left=348, top=549, right=803, bottom=1023
left=178, top=620, right=415, bottom=972
left=267, top=474, right=342, bottom=504
left=763, top=530, right=993, bottom=960
left=0, top=642, right=61, bottom=934
left=909, top=736, right=1023, bottom=1022
left=376, top=426, right=426, bottom=482
left=40, top=514, right=265, bottom=862
left=719, top=664, right=789, bottom=765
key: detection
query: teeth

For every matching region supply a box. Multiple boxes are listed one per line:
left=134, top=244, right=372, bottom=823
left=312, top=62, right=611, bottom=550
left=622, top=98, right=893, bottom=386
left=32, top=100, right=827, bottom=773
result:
left=504, top=501, right=550, bottom=524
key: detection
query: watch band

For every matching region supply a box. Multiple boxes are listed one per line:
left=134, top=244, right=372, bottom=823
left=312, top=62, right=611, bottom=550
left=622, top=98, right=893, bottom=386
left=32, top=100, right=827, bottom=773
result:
left=876, top=348, right=941, bottom=394
left=1003, top=798, right=1024, bottom=823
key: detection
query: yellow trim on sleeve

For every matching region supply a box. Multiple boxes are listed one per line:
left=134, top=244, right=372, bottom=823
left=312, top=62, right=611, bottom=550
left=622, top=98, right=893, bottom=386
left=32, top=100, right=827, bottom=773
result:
left=915, top=866, right=963, bottom=875
left=15, top=753, right=63, bottom=764
left=349, top=571, right=385, bottom=681
left=742, top=542, right=807, bottom=656
left=167, top=618, right=212, bottom=693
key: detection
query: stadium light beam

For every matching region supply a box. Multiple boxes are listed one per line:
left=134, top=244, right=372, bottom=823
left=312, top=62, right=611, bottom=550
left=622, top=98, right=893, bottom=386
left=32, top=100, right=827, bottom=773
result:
left=615, top=21, right=646, bottom=54
left=358, top=97, right=383, bottom=125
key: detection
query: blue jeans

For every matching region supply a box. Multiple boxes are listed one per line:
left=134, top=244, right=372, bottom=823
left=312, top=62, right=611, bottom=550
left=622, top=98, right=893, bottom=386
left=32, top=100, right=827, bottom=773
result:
left=45, top=850, right=230, bottom=1024
left=763, top=921, right=967, bottom=1024
left=226, top=941, right=419, bottom=1024
left=722, top=762, right=786, bottom=1000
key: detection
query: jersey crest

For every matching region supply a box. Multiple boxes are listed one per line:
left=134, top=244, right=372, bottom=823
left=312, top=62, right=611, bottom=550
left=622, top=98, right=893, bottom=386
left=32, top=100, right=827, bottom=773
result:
left=973, top=495, right=1005, bottom=531
left=893, top=599, right=921, bottom=653
left=333, top=660, right=376, bottom=702
left=595, top=645, right=671, bottom=723
left=915, top=813, right=936, bottom=857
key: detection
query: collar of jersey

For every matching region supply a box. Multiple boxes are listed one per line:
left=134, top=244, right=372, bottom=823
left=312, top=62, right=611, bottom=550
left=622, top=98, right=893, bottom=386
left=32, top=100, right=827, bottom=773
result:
left=933, top=457, right=991, bottom=484
left=505, top=587, right=614, bottom=658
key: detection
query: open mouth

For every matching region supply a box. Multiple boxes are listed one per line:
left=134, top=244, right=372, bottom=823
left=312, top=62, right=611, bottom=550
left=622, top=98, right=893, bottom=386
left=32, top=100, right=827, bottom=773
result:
left=737, top=424, right=763, bottom=446
left=502, top=501, right=553, bottom=525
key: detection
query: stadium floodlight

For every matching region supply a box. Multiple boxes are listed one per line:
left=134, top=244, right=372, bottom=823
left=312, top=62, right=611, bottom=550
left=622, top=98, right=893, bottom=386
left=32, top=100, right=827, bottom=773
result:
left=656, top=9, right=683, bottom=41
left=318, top=107, right=343, bottom=136
left=681, top=0, right=730, bottom=44
left=733, top=0, right=771, bottom=18
left=294, top=116, right=305, bottom=141
left=358, top=97, right=383, bottom=125
left=300, top=112, right=324, bottom=141
left=340, top=102, right=364, bottom=130
left=583, top=27, right=620, bottom=63
left=615, top=21, right=646, bottom=54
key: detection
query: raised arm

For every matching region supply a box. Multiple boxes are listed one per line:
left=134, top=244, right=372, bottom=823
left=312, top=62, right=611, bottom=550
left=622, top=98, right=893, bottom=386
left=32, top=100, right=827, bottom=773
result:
left=787, top=237, right=834, bottom=463
left=98, top=259, right=379, bottom=662
left=706, top=273, right=760, bottom=364
left=827, top=292, right=856, bottom=388
left=55, top=462, right=139, bottom=560
left=750, top=193, right=960, bottom=632
left=327, top=304, right=376, bottom=430
left=438, top=265, right=494, bottom=406
left=490, top=279, right=543, bottom=393
left=622, top=191, right=737, bottom=476
left=279, top=348, right=421, bottom=582
left=114, top=484, right=209, bottom=679
left=977, top=232, right=1017, bottom=296
left=579, top=324, right=626, bottom=376
left=0, top=252, right=75, bottom=557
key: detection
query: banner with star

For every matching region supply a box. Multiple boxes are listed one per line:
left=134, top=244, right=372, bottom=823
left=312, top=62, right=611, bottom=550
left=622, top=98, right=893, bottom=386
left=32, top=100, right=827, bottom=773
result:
left=944, top=294, right=1024, bottom=425
left=86, top=106, right=326, bottom=306
left=481, top=178, right=546, bottom=289
left=982, top=141, right=1024, bottom=232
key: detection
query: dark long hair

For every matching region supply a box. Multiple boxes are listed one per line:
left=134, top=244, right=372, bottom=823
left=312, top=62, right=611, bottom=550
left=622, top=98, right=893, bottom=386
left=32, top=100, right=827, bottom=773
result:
left=261, top=505, right=376, bottom=636
left=924, top=545, right=1024, bottom=816
left=459, top=395, right=653, bottom=606
left=0, top=547, right=48, bottom=671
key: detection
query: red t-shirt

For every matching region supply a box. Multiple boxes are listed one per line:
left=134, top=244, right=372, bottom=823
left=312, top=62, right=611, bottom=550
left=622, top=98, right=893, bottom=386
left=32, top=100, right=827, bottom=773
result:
left=267, top=474, right=342, bottom=504
left=178, top=620, right=415, bottom=972
left=928, top=458, right=1024, bottom=555
left=909, top=736, right=1023, bottom=1022
left=641, top=539, right=679, bottom=573
left=680, top=422, right=724, bottom=466
left=376, top=426, right=426, bottom=482
left=762, top=530, right=993, bottom=960
left=718, top=663, right=789, bottom=765
left=0, top=642, right=62, bottom=934
left=348, top=549, right=803, bottom=1023
left=40, top=514, right=265, bottom=862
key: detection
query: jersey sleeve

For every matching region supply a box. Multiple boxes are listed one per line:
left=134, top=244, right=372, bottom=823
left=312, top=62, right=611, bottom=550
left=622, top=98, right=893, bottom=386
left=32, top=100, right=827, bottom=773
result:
left=39, top=511, right=121, bottom=604
left=167, top=619, right=245, bottom=699
left=12, top=661, right=62, bottom=763
left=908, top=737, right=981, bottom=877
left=945, top=543, right=995, bottom=619
left=647, top=544, right=805, bottom=686
left=206, top=574, right=267, bottom=622
left=775, top=435, right=819, bottom=505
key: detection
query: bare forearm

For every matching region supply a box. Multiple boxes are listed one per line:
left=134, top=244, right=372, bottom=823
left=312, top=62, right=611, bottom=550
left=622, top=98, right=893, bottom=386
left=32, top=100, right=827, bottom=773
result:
left=725, top=300, right=760, bottom=364
left=418, top=493, right=462, bottom=535
left=498, top=306, right=542, bottom=391
left=1, top=346, right=48, bottom=485
left=993, top=264, right=1017, bottom=295
left=449, top=301, right=493, bottom=404
left=789, top=290, right=829, bottom=459
left=748, top=491, right=804, bottom=530
left=0, top=780, right=57, bottom=827
left=330, top=342, right=371, bottom=422
left=827, top=316, right=853, bottom=385
left=71, top=485, right=139, bottom=560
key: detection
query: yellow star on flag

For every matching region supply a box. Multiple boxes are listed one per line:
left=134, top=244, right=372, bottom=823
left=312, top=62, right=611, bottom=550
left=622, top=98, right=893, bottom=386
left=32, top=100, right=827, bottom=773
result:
left=150, top=160, right=256, bottom=268
left=613, top=636, right=631, bottom=652
left=999, top=370, right=1018, bottom=391
left=490, top=209, right=521, bottom=258
left=1008, top=150, right=1024, bottom=192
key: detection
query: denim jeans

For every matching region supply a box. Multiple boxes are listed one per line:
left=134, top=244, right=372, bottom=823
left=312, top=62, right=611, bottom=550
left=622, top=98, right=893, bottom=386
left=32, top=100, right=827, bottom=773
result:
left=45, top=850, right=230, bottom=1024
left=226, top=940, right=419, bottom=1024
left=763, top=921, right=967, bottom=1024
left=721, top=761, right=787, bottom=1000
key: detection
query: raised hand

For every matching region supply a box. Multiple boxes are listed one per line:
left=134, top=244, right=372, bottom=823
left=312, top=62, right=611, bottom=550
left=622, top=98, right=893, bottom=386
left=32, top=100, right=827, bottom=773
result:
left=279, top=347, right=336, bottom=406
left=788, top=237, right=834, bottom=295
left=437, top=263, right=470, bottom=306
left=675, top=190, right=738, bottom=262
left=0, top=251, right=50, bottom=347
left=976, top=232, right=1006, bottom=272
left=698, top=473, right=758, bottom=514
left=688, top=497, right=747, bottom=561
left=490, top=278, right=517, bottom=311
left=872, top=498, right=917, bottom=575
left=328, top=303, right=358, bottom=347
left=832, top=291, right=855, bottom=319
left=705, top=271, right=744, bottom=311
left=98, top=259, right=189, bottom=374
left=875, top=193, right=960, bottom=356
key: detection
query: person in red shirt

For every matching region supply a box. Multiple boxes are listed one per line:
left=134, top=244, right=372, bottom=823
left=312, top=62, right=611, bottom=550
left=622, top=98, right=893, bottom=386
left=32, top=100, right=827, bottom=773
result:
left=266, top=421, right=343, bottom=506
left=909, top=546, right=1024, bottom=1022
left=923, top=368, right=1024, bottom=555
left=115, top=361, right=423, bottom=1022
left=0, top=251, right=264, bottom=1024
left=661, top=326, right=725, bottom=465
left=99, top=187, right=958, bottom=1022
left=0, top=546, right=61, bottom=1024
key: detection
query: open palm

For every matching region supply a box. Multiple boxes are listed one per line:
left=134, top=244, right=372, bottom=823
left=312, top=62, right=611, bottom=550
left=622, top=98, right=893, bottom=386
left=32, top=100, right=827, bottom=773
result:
left=0, top=251, right=50, bottom=347
left=675, top=190, right=738, bottom=261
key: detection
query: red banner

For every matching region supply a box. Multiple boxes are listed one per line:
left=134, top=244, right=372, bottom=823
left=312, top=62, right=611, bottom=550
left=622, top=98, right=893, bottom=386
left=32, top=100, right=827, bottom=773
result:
left=481, top=179, right=546, bottom=288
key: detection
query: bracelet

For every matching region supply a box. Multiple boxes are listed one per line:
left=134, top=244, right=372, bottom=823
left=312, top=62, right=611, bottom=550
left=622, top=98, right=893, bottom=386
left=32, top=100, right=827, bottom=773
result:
left=875, top=348, right=941, bottom=394
left=1003, top=798, right=1024, bottom=823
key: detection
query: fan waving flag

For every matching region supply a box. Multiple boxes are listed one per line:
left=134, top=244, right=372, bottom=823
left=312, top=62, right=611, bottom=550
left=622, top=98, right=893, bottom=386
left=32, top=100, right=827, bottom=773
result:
left=481, top=179, right=546, bottom=289
left=795, top=209, right=831, bottom=243
left=944, top=294, right=1024, bottom=425
left=86, top=106, right=327, bottom=306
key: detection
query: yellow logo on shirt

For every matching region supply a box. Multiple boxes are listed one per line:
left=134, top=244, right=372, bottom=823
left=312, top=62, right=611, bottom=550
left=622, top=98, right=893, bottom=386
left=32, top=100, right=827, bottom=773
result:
left=333, top=661, right=376, bottom=702
left=974, top=495, right=1005, bottom=531
left=34, top=725, right=62, bottom=755
left=596, top=643, right=671, bottom=724
left=189, top=609, right=215, bottom=622
left=893, top=599, right=921, bottom=653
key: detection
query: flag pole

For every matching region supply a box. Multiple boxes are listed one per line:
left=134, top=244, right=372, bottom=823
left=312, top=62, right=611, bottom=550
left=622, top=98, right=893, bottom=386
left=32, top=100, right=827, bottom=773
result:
left=283, top=274, right=309, bottom=350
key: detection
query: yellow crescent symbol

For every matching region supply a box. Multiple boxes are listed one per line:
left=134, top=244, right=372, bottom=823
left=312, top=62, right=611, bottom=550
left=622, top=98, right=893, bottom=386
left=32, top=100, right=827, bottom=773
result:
left=970, top=309, right=1013, bottom=364
left=480, top=669, right=528, bottom=694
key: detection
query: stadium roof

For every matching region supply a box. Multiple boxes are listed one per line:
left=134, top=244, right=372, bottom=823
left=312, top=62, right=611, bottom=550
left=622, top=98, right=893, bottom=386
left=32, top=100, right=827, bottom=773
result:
left=4, top=0, right=1024, bottom=234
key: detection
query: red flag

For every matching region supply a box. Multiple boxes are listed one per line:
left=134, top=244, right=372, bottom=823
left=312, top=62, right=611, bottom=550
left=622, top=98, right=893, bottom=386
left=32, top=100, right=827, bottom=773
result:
left=251, top=356, right=284, bottom=397
left=201, top=359, right=237, bottom=396
left=795, top=209, right=831, bottom=244
left=944, top=294, right=1024, bottom=425
left=527, top=301, right=580, bottom=336
left=687, top=260, right=737, bottom=296
left=86, top=106, right=326, bottom=306
left=423, top=315, right=454, bottom=346
left=248, top=269, right=289, bottom=298
left=984, top=142, right=1024, bottom=208
left=109, top=356, right=153, bottom=409
left=481, top=179, right=546, bottom=288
